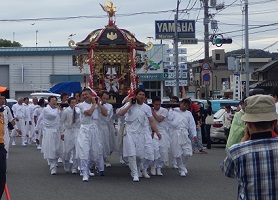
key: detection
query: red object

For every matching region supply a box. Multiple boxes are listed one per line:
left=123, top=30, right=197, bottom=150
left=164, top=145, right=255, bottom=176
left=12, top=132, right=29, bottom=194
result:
left=0, top=86, right=8, bottom=93
left=213, top=123, right=222, bottom=128
left=4, top=184, right=11, bottom=200
left=190, top=102, right=199, bottom=113
left=199, top=150, right=208, bottom=154
left=128, top=83, right=135, bottom=99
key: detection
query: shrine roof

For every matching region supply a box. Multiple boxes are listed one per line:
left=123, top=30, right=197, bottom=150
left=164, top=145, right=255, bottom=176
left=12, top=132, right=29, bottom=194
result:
left=75, top=24, right=146, bottom=51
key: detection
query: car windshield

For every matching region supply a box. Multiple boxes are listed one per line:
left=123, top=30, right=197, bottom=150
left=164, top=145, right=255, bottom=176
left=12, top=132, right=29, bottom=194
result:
left=214, top=109, right=225, bottom=119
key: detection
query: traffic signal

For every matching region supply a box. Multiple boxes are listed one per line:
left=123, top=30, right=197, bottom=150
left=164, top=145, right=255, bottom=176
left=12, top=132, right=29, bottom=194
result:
left=214, top=38, right=232, bottom=47
left=163, top=69, right=169, bottom=78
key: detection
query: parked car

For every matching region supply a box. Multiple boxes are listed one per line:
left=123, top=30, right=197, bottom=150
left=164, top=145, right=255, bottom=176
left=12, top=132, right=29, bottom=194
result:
left=210, top=106, right=237, bottom=143
left=6, top=99, right=17, bottom=109
left=193, top=99, right=239, bottom=113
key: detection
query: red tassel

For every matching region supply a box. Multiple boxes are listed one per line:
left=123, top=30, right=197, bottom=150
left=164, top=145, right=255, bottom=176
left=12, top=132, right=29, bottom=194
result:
left=4, top=184, right=11, bottom=200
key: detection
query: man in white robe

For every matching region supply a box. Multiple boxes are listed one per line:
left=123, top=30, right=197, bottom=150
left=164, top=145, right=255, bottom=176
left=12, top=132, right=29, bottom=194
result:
left=60, top=97, right=80, bottom=174
left=23, top=97, right=32, bottom=144
left=150, top=96, right=169, bottom=176
left=39, top=96, right=63, bottom=175
left=34, top=98, right=45, bottom=150
left=119, top=88, right=161, bottom=182
left=77, top=88, right=107, bottom=182
left=11, top=97, right=27, bottom=146
left=28, top=97, right=38, bottom=144
left=167, top=98, right=198, bottom=177
left=98, top=92, right=115, bottom=168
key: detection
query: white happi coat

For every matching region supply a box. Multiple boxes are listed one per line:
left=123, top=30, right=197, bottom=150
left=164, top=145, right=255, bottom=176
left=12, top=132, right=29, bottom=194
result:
left=29, top=104, right=39, bottom=138
left=12, top=103, right=27, bottom=136
left=40, top=105, right=62, bottom=159
left=1, top=105, right=13, bottom=150
left=167, top=108, right=197, bottom=158
left=121, top=102, right=153, bottom=159
left=114, top=108, right=125, bottom=153
left=60, top=106, right=80, bottom=160
left=98, top=103, right=115, bottom=157
left=77, top=102, right=100, bottom=162
left=34, top=106, right=44, bottom=139
left=152, top=107, right=169, bottom=161
left=23, top=103, right=31, bottom=135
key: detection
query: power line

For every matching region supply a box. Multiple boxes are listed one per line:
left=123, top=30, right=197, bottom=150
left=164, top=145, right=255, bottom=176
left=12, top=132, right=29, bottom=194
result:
left=216, top=22, right=278, bottom=35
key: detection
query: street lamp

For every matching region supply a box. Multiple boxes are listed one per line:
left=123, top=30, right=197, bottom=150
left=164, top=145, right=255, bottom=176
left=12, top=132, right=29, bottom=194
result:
left=36, top=30, right=38, bottom=48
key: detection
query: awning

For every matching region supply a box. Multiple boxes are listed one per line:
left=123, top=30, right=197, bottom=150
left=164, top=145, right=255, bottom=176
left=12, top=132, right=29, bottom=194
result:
left=0, top=86, right=8, bottom=93
left=49, top=82, right=81, bottom=94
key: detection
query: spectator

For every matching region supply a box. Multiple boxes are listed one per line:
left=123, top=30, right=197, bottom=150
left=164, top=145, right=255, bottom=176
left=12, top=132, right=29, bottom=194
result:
left=225, top=98, right=246, bottom=150
left=223, top=105, right=233, bottom=140
left=221, top=95, right=278, bottom=199
left=271, top=86, right=278, bottom=113
left=189, top=99, right=207, bottom=154
left=204, top=100, right=212, bottom=149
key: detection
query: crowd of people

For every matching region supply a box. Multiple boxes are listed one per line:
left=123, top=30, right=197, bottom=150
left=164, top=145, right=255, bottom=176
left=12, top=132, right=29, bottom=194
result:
left=0, top=88, right=213, bottom=187
left=2, top=86, right=278, bottom=199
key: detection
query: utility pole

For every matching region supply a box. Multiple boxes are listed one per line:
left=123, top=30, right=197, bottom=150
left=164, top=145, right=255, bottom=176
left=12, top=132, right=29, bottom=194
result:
left=244, top=0, right=250, bottom=97
left=204, top=0, right=210, bottom=99
left=174, top=0, right=181, bottom=97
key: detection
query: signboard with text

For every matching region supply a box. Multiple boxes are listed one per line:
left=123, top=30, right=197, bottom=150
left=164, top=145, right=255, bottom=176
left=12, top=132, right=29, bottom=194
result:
left=164, top=48, right=187, bottom=54
left=165, top=80, right=188, bottom=86
left=155, top=20, right=196, bottom=39
left=164, top=56, right=187, bottom=63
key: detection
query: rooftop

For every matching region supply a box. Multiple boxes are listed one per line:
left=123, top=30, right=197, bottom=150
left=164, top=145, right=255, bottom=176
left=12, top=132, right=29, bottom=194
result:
left=0, top=46, right=86, bottom=56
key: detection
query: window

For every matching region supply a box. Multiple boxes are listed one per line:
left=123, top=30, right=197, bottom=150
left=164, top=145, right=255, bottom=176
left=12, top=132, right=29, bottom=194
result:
left=72, top=55, right=77, bottom=66
left=216, top=53, right=220, bottom=60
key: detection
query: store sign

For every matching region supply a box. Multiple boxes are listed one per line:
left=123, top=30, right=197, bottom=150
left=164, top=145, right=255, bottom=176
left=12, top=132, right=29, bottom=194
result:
left=165, top=80, right=188, bottom=86
left=155, top=20, right=195, bottom=39
left=138, top=74, right=164, bottom=81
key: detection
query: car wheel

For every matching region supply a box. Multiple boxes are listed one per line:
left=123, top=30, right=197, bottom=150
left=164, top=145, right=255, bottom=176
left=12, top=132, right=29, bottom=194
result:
left=211, top=137, right=220, bottom=143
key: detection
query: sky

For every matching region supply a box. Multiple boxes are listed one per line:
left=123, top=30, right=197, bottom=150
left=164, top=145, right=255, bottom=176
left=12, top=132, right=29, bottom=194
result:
left=1, top=0, right=278, bottom=61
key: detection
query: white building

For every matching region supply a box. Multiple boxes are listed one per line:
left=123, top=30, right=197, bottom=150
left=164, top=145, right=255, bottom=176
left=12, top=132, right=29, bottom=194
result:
left=0, top=47, right=86, bottom=99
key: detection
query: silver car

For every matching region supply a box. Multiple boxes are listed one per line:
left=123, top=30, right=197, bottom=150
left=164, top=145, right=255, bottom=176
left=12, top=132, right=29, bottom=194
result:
left=210, top=107, right=236, bottom=143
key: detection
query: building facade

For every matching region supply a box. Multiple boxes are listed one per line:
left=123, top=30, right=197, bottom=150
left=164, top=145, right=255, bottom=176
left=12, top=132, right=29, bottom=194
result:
left=0, top=47, right=85, bottom=99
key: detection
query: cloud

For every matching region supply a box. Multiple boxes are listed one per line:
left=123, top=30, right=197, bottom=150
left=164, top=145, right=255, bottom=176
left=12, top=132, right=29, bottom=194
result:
left=0, top=0, right=277, bottom=60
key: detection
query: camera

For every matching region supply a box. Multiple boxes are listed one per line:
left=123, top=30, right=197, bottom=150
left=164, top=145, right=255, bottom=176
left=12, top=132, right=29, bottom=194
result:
left=95, top=98, right=98, bottom=104
left=131, top=98, right=136, bottom=104
left=60, top=103, right=69, bottom=108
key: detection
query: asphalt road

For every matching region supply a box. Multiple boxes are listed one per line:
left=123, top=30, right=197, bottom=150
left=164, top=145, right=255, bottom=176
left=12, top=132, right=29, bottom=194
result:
left=3, top=140, right=237, bottom=200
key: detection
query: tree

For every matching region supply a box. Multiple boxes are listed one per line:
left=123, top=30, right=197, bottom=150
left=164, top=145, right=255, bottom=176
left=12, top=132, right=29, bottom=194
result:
left=0, top=39, right=22, bottom=47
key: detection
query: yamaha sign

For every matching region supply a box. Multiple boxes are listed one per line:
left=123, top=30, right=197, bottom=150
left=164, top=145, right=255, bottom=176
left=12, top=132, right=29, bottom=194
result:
left=155, top=20, right=196, bottom=39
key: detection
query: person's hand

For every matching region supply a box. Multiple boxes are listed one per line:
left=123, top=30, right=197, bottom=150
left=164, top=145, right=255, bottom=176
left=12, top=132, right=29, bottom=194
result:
left=56, top=104, right=62, bottom=110
left=156, top=132, right=162, bottom=140
left=61, top=134, right=64, bottom=141
left=126, top=98, right=131, bottom=103
left=16, top=129, right=22, bottom=136
left=193, top=136, right=198, bottom=143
